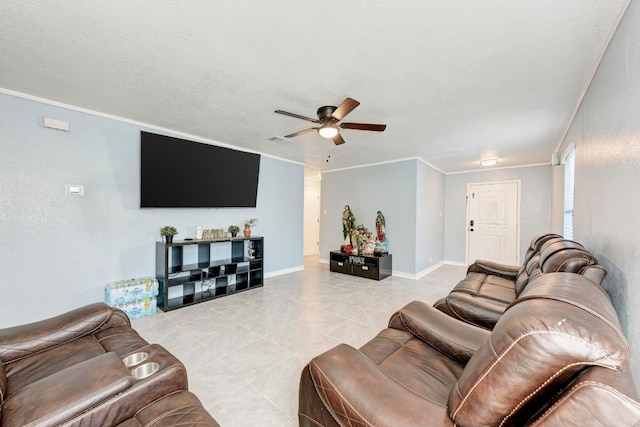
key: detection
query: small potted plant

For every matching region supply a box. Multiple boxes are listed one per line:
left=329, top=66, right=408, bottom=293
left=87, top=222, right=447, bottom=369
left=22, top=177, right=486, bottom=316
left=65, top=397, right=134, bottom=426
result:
left=160, top=225, right=178, bottom=244
left=228, top=225, right=240, bottom=238
left=244, top=218, right=258, bottom=237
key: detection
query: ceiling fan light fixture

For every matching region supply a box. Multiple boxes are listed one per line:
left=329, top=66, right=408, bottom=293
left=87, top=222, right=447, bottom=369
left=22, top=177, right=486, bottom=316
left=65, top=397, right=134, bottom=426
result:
left=318, top=124, right=339, bottom=139
left=480, top=158, right=499, bottom=166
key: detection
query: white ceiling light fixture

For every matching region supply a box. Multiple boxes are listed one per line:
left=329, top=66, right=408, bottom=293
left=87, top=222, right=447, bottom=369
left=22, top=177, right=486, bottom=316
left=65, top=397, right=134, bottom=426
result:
left=480, top=158, right=499, bottom=166
left=318, top=123, right=339, bottom=139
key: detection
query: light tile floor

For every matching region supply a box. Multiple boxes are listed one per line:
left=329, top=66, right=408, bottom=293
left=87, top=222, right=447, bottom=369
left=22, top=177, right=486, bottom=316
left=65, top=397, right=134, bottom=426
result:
left=131, top=257, right=466, bottom=426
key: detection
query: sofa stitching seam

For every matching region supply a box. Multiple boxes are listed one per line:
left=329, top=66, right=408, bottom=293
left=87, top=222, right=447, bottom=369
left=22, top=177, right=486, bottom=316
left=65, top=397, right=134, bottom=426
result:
left=310, top=359, right=375, bottom=427
left=451, top=330, right=621, bottom=421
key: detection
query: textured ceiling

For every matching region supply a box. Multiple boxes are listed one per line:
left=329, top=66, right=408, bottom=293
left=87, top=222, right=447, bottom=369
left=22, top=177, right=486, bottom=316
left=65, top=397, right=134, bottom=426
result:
left=0, top=1, right=628, bottom=173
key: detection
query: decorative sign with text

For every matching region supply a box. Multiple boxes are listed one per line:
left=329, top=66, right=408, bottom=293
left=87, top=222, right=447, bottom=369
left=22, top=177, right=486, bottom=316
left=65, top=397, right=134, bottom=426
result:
left=349, top=256, right=365, bottom=265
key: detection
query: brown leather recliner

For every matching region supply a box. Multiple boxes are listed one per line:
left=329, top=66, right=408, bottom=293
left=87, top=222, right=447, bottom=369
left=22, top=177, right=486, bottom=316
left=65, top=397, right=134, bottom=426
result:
left=0, top=302, right=219, bottom=427
left=433, top=235, right=607, bottom=329
left=299, top=273, right=640, bottom=426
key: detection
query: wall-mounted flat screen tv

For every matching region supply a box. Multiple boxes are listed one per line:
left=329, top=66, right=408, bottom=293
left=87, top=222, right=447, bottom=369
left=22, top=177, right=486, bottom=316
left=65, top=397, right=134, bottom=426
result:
left=140, top=131, right=260, bottom=208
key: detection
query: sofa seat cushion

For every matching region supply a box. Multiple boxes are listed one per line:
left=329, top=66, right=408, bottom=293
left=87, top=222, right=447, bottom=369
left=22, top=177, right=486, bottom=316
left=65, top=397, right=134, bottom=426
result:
left=299, top=328, right=464, bottom=427
left=450, top=272, right=516, bottom=304
left=360, top=329, right=464, bottom=404
left=96, top=327, right=150, bottom=356
left=303, top=340, right=460, bottom=427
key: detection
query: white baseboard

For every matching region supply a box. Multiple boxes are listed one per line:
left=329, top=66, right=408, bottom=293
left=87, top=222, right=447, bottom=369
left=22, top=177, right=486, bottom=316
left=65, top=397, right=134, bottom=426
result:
left=443, top=260, right=467, bottom=267
left=414, top=261, right=447, bottom=279
left=264, top=265, right=304, bottom=279
left=391, top=260, right=467, bottom=280
left=314, top=258, right=467, bottom=280
left=390, top=271, right=416, bottom=279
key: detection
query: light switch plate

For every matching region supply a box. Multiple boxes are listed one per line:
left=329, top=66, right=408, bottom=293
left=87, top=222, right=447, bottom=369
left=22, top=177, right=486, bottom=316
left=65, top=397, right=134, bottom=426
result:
left=65, top=184, right=84, bottom=196
left=44, top=117, right=70, bottom=132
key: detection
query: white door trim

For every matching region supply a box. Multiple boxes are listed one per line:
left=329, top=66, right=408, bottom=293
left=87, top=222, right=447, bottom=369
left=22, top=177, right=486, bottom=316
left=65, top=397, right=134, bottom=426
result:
left=465, top=179, right=521, bottom=265
left=303, top=187, right=321, bottom=256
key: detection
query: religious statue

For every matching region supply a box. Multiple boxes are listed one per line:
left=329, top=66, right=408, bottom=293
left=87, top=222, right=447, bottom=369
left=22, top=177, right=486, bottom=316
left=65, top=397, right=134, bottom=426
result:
left=342, top=205, right=356, bottom=247
left=375, top=211, right=386, bottom=243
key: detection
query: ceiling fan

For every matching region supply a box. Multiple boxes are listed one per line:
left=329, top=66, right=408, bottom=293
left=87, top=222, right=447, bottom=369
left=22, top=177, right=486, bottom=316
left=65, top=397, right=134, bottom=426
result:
left=274, top=97, right=386, bottom=145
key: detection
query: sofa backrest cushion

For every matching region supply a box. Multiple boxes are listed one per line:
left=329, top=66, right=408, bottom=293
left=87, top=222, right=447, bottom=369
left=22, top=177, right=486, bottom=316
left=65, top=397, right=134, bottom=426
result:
left=514, top=234, right=563, bottom=294
left=522, top=233, right=563, bottom=266
left=0, top=303, right=113, bottom=363
left=447, top=273, right=630, bottom=427
left=540, top=239, right=600, bottom=273
left=514, top=253, right=544, bottom=295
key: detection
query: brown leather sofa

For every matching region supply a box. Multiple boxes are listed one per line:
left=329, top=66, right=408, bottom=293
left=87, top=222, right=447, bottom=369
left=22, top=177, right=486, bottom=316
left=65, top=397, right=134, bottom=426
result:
left=433, top=234, right=607, bottom=329
left=0, top=302, right=219, bottom=427
left=299, top=273, right=640, bottom=426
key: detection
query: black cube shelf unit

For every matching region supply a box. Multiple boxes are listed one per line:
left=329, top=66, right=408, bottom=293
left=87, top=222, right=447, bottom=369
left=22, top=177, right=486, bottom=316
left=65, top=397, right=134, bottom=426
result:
left=156, top=237, right=263, bottom=311
left=329, top=251, right=392, bottom=281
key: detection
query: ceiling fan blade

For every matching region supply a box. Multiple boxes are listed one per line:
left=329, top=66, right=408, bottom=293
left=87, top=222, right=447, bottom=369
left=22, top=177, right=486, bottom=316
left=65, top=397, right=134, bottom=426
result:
left=332, top=132, right=346, bottom=145
left=284, top=128, right=318, bottom=138
left=340, top=122, right=387, bottom=132
left=274, top=110, right=319, bottom=123
left=331, top=98, right=360, bottom=121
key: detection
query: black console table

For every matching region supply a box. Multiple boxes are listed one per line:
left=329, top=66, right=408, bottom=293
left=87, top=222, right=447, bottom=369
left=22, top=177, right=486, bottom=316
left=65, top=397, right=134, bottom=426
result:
left=329, top=251, right=392, bottom=281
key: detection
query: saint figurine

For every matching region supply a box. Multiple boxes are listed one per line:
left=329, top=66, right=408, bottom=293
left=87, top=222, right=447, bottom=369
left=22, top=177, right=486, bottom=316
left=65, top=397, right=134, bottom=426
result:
left=342, top=205, right=356, bottom=246
left=376, top=211, right=386, bottom=243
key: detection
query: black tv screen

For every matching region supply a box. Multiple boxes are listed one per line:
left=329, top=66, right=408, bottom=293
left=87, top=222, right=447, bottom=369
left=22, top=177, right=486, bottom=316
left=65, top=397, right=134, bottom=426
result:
left=140, top=131, right=260, bottom=208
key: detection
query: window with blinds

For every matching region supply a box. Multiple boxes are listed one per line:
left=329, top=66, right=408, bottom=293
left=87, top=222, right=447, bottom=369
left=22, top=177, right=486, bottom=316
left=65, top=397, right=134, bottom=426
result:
left=563, top=149, right=575, bottom=239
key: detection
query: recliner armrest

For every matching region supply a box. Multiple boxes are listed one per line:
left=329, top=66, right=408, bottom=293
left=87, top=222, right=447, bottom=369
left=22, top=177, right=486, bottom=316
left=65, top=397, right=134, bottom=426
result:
left=389, top=301, right=490, bottom=363
left=2, top=351, right=134, bottom=427
left=468, top=259, right=521, bottom=279
left=581, top=264, right=607, bottom=286
left=433, top=293, right=508, bottom=330
left=308, top=344, right=451, bottom=427
left=0, top=302, right=120, bottom=363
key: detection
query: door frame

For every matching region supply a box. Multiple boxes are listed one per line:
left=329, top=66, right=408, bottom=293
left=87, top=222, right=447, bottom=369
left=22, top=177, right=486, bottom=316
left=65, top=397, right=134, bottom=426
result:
left=465, top=179, right=521, bottom=265
left=303, top=187, right=321, bottom=256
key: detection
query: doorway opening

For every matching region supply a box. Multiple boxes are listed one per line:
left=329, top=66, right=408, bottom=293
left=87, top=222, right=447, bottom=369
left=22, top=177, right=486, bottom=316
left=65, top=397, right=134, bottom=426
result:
left=304, top=169, right=321, bottom=256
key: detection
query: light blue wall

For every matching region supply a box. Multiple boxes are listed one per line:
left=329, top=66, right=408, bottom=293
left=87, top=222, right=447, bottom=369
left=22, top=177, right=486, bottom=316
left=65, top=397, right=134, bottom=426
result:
left=320, top=159, right=445, bottom=277
left=320, top=160, right=418, bottom=275
left=0, top=93, right=303, bottom=327
left=444, top=165, right=552, bottom=263
left=556, top=0, right=640, bottom=376
left=416, top=161, right=445, bottom=274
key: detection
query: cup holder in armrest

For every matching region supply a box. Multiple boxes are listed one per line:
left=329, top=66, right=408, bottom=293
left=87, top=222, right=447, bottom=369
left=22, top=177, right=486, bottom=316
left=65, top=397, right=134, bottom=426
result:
left=131, top=362, right=160, bottom=380
left=122, top=352, right=149, bottom=368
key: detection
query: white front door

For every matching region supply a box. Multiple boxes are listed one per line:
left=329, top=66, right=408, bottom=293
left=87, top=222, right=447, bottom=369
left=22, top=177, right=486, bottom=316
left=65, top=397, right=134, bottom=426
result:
left=466, top=181, right=520, bottom=265
left=303, top=188, right=320, bottom=256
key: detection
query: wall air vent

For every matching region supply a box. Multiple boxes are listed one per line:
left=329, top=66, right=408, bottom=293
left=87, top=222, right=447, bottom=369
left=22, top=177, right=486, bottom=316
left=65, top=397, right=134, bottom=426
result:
left=267, top=135, right=292, bottom=144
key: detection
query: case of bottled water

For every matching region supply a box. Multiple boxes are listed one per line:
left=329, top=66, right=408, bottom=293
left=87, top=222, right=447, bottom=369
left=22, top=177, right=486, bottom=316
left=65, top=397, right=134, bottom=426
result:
left=105, top=277, right=158, bottom=319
